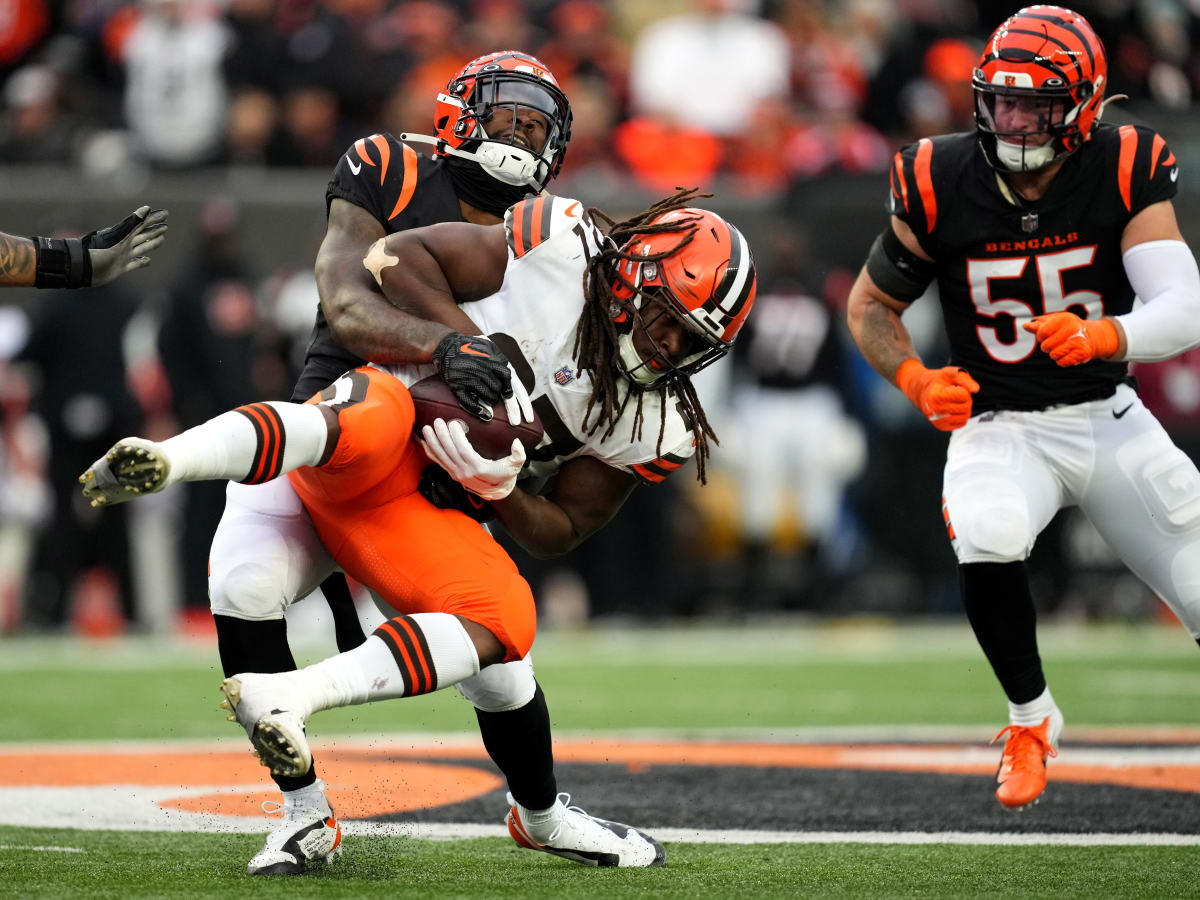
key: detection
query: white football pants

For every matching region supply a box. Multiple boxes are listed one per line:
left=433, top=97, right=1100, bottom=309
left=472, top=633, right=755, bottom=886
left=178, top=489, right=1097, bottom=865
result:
left=734, top=385, right=866, bottom=543
left=207, top=477, right=537, bottom=710
left=941, top=383, right=1200, bottom=636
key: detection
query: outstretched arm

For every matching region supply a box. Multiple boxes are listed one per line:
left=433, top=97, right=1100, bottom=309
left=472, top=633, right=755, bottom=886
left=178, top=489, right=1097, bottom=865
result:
left=0, top=206, right=168, bottom=289
left=0, top=233, right=34, bottom=286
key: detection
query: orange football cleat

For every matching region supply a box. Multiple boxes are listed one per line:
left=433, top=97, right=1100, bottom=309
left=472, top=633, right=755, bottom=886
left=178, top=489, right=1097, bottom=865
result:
left=991, top=713, right=1061, bottom=810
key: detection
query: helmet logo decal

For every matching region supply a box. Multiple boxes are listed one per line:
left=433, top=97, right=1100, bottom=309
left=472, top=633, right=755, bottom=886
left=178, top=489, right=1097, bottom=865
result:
left=1004, top=75, right=1016, bottom=86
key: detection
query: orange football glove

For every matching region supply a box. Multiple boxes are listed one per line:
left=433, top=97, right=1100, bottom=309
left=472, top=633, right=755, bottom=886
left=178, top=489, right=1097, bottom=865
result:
left=895, top=359, right=980, bottom=431
left=1022, top=312, right=1120, bottom=367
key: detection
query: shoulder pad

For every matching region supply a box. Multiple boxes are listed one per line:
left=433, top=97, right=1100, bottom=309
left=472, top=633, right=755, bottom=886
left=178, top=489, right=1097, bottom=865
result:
left=889, top=137, right=939, bottom=236
left=329, top=133, right=423, bottom=224
left=504, top=195, right=589, bottom=259
left=1111, top=124, right=1178, bottom=215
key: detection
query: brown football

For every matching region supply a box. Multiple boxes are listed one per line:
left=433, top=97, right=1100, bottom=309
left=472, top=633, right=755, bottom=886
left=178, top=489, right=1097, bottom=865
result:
left=409, top=374, right=544, bottom=460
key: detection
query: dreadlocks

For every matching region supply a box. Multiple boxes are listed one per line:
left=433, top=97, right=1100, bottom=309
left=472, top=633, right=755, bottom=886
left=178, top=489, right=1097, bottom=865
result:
left=572, top=187, right=720, bottom=484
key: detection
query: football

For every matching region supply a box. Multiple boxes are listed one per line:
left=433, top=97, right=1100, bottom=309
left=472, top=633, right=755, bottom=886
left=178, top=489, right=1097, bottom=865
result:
left=409, top=374, right=544, bottom=460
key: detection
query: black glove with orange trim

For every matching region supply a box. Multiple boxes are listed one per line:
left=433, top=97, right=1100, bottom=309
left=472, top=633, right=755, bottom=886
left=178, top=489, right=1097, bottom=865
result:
left=431, top=331, right=514, bottom=422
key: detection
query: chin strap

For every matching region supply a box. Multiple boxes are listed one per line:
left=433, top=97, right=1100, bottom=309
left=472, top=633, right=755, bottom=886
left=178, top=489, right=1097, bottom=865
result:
left=400, top=133, right=544, bottom=190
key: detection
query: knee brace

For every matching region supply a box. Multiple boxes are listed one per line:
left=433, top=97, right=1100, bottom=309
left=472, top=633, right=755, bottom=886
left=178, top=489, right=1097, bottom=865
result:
left=456, top=656, right=537, bottom=712
left=947, top=478, right=1033, bottom=563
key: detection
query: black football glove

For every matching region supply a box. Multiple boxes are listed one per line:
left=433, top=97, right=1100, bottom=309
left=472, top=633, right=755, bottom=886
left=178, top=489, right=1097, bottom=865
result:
left=418, top=464, right=495, bottom=523
left=431, top=331, right=513, bottom=422
left=33, top=206, right=169, bottom=289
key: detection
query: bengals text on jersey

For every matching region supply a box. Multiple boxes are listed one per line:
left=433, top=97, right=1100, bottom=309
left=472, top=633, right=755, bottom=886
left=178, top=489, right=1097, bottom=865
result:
left=888, top=122, right=1178, bottom=413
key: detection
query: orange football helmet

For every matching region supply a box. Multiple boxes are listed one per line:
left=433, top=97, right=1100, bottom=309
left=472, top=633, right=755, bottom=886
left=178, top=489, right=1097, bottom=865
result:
left=973, top=5, right=1108, bottom=172
left=610, top=209, right=757, bottom=387
left=402, top=50, right=571, bottom=192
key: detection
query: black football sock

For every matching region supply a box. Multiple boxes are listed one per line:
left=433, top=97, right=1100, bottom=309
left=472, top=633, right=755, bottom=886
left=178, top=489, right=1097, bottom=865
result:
left=959, top=562, right=1046, bottom=704
left=320, top=572, right=367, bottom=652
left=213, top=614, right=318, bottom=792
left=475, top=682, right=558, bottom=810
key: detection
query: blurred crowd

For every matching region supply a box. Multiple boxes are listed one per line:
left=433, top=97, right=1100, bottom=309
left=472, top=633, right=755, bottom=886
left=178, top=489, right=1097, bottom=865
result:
left=0, top=0, right=1198, bottom=636
left=2, top=0, right=1199, bottom=190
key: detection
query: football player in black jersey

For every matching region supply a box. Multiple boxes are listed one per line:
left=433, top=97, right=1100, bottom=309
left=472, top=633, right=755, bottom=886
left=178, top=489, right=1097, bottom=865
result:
left=847, top=6, right=1200, bottom=811
left=0, top=207, right=167, bottom=291
left=201, top=52, right=662, bottom=875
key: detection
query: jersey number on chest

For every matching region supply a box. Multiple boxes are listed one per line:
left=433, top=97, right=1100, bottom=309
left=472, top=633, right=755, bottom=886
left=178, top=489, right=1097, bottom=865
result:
left=489, top=331, right=583, bottom=462
left=967, top=246, right=1102, bottom=363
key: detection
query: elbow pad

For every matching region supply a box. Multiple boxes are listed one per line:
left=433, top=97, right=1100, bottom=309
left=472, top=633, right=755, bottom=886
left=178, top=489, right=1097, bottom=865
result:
left=1119, top=240, right=1200, bottom=361
left=865, top=226, right=936, bottom=303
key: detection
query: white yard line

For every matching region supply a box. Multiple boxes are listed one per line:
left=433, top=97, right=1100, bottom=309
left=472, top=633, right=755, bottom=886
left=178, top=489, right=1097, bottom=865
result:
left=0, top=845, right=86, bottom=853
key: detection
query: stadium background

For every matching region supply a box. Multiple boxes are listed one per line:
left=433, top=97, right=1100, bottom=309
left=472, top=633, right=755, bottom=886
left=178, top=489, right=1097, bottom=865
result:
left=2, top=3, right=1200, bottom=895
left=0, top=0, right=1195, bottom=638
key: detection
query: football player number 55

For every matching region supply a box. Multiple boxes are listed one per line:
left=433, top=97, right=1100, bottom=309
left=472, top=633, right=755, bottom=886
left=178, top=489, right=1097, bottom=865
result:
left=968, top=246, right=1102, bottom=362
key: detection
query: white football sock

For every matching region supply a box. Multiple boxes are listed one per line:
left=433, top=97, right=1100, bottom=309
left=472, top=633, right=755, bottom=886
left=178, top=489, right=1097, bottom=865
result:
left=1008, top=686, right=1058, bottom=727
left=280, top=613, right=481, bottom=718
left=516, top=795, right=565, bottom=842
left=159, top=402, right=329, bottom=486
left=280, top=778, right=329, bottom=813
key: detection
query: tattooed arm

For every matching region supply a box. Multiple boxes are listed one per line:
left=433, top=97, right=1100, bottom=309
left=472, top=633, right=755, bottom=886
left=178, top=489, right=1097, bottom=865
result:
left=0, top=234, right=35, bottom=287
left=846, top=217, right=929, bottom=382
left=316, top=199, right=478, bottom=363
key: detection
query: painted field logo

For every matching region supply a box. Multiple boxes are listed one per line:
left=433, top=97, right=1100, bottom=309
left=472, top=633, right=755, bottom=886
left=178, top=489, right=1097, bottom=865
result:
left=2, top=732, right=1199, bottom=836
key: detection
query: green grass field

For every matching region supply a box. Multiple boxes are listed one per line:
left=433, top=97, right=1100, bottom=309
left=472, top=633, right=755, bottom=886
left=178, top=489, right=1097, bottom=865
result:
left=2, top=620, right=1198, bottom=898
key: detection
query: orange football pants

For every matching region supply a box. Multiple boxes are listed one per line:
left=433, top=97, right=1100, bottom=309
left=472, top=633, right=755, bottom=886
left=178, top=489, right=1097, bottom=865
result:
left=288, top=367, right=535, bottom=662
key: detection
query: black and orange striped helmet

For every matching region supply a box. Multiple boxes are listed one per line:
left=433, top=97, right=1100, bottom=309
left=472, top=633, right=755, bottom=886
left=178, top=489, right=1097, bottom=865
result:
left=427, top=50, right=572, bottom=192
left=972, top=6, right=1107, bottom=172
left=610, top=209, right=757, bottom=387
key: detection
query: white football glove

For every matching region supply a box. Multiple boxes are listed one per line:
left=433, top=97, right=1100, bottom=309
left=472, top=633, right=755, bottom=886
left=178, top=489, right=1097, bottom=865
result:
left=503, top=363, right=534, bottom=427
left=421, top=417, right=526, bottom=501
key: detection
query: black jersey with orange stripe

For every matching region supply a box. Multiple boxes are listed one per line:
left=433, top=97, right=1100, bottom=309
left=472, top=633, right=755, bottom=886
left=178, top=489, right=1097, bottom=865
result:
left=292, top=133, right=465, bottom=402
left=888, top=123, right=1178, bottom=413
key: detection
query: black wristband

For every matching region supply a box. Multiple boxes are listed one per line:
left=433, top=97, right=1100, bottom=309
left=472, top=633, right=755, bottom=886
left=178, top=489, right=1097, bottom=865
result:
left=33, top=236, right=89, bottom=289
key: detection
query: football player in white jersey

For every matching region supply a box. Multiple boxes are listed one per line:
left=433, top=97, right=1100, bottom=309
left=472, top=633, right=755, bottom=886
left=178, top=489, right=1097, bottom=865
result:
left=79, top=189, right=757, bottom=868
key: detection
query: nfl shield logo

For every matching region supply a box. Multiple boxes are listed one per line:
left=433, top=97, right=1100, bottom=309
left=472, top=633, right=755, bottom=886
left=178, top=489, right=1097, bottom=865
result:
left=554, top=366, right=574, bottom=385
left=1021, top=212, right=1038, bottom=233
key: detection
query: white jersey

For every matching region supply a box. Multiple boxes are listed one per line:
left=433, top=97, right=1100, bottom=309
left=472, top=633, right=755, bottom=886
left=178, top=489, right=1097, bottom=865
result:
left=379, top=194, right=695, bottom=486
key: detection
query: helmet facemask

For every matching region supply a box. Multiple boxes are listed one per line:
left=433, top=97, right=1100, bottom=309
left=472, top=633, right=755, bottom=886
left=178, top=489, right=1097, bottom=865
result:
left=972, top=7, right=1109, bottom=174
left=974, top=76, right=1092, bottom=172
left=464, top=75, right=570, bottom=188
left=614, top=283, right=730, bottom=388
left=403, top=51, right=572, bottom=197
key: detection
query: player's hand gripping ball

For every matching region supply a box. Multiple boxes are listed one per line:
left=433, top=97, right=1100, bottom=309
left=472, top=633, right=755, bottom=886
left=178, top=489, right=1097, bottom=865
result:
left=409, top=374, right=543, bottom=460
left=420, top=418, right=526, bottom=501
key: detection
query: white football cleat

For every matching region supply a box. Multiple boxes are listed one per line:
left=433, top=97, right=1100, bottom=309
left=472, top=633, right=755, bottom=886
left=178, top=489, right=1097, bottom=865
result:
left=220, top=674, right=312, bottom=778
left=79, top=437, right=171, bottom=507
left=505, top=792, right=666, bottom=867
left=246, top=779, right=342, bottom=876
